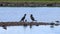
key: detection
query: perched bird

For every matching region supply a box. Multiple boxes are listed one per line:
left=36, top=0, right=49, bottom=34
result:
left=55, top=21, right=60, bottom=26
left=30, top=14, right=36, bottom=21
left=25, top=19, right=27, bottom=22
left=20, top=14, right=26, bottom=22
left=55, top=21, right=59, bottom=23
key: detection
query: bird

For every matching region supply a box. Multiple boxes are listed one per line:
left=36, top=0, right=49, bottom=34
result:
left=25, top=19, right=27, bottom=22
left=55, top=21, right=60, bottom=23
left=30, top=14, right=36, bottom=21
left=20, top=14, right=26, bottom=22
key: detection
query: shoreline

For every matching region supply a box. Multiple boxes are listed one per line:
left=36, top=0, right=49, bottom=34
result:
left=0, top=2, right=60, bottom=7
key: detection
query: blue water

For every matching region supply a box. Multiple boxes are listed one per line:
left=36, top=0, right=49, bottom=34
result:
left=0, top=7, right=60, bottom=34
left=0, top=7, right=60, bottom=22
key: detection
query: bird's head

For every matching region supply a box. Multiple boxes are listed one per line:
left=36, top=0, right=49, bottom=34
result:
left=24, top=14, right=26, bottom=16
left=31, top=14, right=33, bottom=16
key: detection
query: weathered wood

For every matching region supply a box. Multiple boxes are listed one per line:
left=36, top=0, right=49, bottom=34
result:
left=0, top=22, right=59, bottom=27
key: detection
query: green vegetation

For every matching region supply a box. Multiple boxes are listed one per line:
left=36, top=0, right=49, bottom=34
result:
left=0, top=0, right=60, bottom=3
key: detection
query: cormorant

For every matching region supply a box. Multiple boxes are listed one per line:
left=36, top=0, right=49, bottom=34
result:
left=30, top=14, right=36, bottom=21
left=55, top=21, right=59, bottom=23
left=20, top=14, right=26, bottom=22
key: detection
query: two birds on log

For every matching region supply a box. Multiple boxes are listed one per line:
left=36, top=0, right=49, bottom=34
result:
left=20, top=14, right=36, bottom=22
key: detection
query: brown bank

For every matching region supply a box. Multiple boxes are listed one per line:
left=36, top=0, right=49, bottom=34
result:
left=0, top=2, right=60, bottom=7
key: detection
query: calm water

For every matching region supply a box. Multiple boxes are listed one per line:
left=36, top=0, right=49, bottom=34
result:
left=0, top=7, right=60, bottom=34
left=0, top=7, right=60, bottom=22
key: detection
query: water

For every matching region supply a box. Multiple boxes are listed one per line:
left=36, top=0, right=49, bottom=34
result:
left=0, top=7, right=60, bottom=22
left=0, top=7, right=60, bottom=34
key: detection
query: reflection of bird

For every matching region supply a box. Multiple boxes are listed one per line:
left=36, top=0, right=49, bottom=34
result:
left=20, top=14, right=26, bottom=22
left=50, top=23, right=54, bottom=28
left=30, top=14, right=36, bottom=21
left=2, top=25, right=7, bottom=30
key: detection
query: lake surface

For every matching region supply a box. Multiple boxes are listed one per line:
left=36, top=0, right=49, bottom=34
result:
left=0, top=7, right=60, bottom=22
left=0, top=7, right=60, bottom=34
